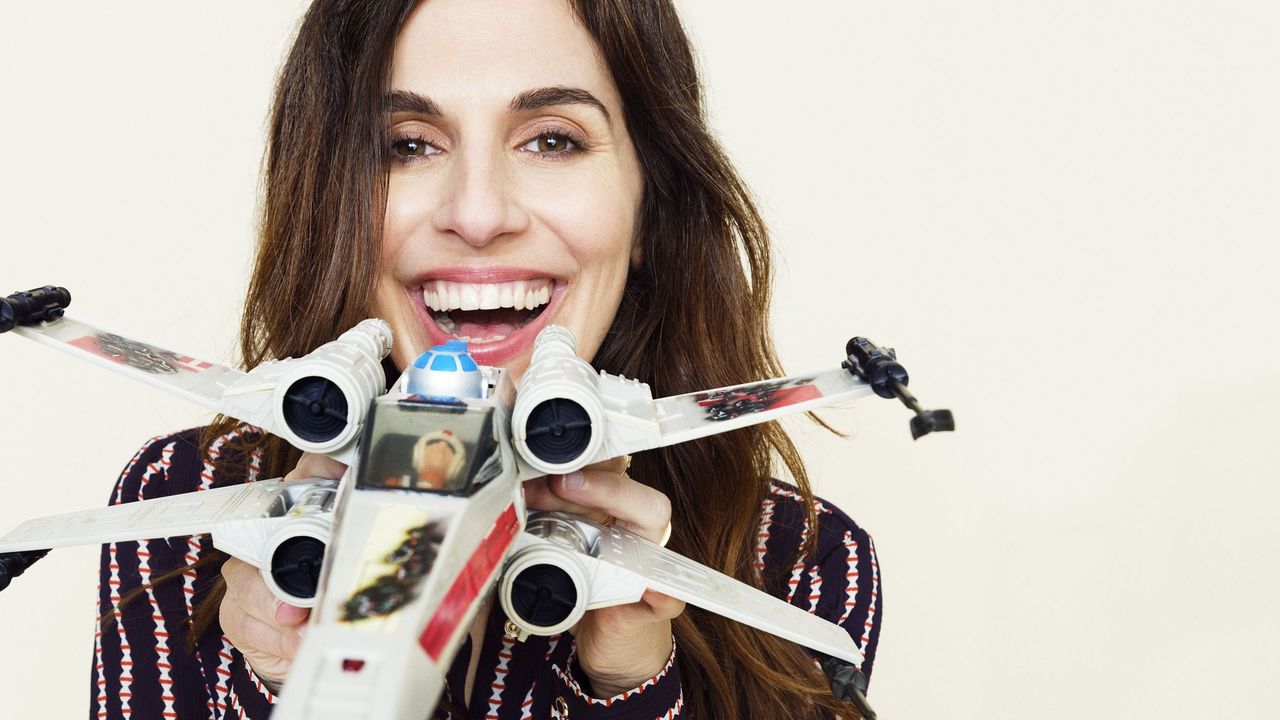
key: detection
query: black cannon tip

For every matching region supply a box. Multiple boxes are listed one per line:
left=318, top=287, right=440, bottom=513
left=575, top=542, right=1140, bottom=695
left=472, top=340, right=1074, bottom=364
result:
left=1, top=286, right=71, bottom=334
left=0, top=550, right=50, bottom=593
left=910, top=408, right=956, bottom=440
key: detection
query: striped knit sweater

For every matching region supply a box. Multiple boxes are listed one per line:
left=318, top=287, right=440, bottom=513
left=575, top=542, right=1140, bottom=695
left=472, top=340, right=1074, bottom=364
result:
left=92, top=427, right=882, bottom=719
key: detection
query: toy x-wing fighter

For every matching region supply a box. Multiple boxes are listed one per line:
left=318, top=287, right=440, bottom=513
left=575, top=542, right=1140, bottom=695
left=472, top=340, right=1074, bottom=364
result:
left=0, top=285, right=954, bottom=719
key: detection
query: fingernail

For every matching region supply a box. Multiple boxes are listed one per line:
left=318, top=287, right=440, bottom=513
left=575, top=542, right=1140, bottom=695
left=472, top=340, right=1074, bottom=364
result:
left=560, top=471, right=585, bottom=490
left=275, top=600, right=308, bottom=626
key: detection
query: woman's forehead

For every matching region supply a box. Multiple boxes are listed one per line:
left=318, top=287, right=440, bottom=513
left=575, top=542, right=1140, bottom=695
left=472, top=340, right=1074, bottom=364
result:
left=390, top=0, right=618, bottom=112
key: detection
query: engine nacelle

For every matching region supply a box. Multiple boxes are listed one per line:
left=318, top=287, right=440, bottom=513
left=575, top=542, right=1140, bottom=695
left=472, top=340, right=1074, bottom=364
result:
left=260, top=484, right=337, bottom=608
left=209, top=480, right=338, bottom=608
left=512, top=326, right=606, bottom=475
left=273, top=319, right=391, bottom=455
left=499, top=514, right=592, bottom=637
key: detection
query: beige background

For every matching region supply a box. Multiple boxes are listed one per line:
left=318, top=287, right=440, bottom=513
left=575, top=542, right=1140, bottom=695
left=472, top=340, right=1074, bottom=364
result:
left=2, top=1, right=1277, bottom=717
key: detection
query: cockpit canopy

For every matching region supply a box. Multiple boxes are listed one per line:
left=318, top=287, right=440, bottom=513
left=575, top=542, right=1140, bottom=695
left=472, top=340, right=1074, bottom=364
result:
left=356, top=395, right=505, bottom=495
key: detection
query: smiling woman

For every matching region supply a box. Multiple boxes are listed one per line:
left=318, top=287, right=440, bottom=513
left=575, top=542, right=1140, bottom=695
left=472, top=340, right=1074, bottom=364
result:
left=88, top=1, right=883, bottom=719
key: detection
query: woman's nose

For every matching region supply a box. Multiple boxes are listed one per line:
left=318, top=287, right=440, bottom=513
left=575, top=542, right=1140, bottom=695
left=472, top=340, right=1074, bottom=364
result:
left=431, top=150, right=530, bottom=247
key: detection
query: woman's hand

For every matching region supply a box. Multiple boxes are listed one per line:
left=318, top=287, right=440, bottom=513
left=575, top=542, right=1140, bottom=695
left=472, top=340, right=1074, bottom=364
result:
left=523, top=456, right=685, bottom=697
left=219, top=557, right=310, bottom=684
left=218, top=453, right=347, bottom=686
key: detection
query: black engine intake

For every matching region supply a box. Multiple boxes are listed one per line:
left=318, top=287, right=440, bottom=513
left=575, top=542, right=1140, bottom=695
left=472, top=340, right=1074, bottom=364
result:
left=270, top=536, right=326, bottom=601
left=522, top=398, right=594, bottom=466
left=508, top=563, right=579, bottom=629
left=281, top=376, right=350, bottom=444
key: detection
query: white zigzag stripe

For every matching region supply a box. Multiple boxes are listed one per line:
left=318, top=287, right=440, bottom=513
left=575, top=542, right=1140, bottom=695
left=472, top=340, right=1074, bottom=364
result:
left=94, top=438, right=155, bottom=719
left=142, top=539, right=178, bottom=719
left=151, top=445, right=177, bottom=718
left=784, top=510, right=810, bottom=604
left=755, top=497, right=776, bottom=576
left=838, top=530, right=860, bottom=626
left=113, top=440, right=174, bottom=716
left=769, top=483, right=832, bottom=514
left=108, top=543, right=130, bottom=717
left=659, top=689, right=685, bottom=719
left=857, top=536, right=880, bottom=666
left=191, top=427, right=247, bottom=715
left=521, top=634, right=563, bottom=719
left=807, top=564, right=823, bottom=613
left=485, top=634, right=518, bottom=718
left=216, top=636, right=238, bottom=718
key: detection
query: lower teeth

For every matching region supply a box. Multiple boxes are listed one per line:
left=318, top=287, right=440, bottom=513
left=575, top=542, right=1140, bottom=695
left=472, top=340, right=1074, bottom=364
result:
left=432, top=304, right=544, bottom=343
left=435, top=313, right=457, bottom=333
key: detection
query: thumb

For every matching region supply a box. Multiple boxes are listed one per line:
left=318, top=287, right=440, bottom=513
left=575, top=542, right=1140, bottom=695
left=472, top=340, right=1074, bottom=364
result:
left=275, top=601, right=311, bottom=627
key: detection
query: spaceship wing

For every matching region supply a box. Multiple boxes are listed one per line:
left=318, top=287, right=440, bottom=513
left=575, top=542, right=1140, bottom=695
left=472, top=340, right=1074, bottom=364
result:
left=642, top=368, right=874, bottom=450
left=10, top=315, right=247, bottom=411
left=583, top=520, right=864, bottom=667
left=515, top=365, right=876, bottom=478
left=10, top=315, right=392, bottom=460
left=0, top=478, right=304, bottom=554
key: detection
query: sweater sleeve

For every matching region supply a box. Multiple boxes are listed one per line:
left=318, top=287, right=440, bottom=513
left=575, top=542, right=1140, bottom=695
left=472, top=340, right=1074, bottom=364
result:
left=548, top=639, right=684, bottom=719
left=91, top=427, right=275, bottom=720
left=761, top=483, right=883, bottom=682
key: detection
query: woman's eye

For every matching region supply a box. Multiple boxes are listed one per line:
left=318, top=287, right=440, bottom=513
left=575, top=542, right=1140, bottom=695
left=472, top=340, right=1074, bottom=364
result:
left=520, top=133, right=579, bottom=155
left=391, top=136, right=440, bottom=161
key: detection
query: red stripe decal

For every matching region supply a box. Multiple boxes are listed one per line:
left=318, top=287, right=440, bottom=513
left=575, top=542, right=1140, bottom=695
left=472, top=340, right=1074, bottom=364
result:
left=419, top=504, right=519, bottom=660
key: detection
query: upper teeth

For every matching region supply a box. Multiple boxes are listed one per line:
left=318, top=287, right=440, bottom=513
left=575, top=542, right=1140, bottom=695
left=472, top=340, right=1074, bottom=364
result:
left=423, top=279, right=554, bottom=312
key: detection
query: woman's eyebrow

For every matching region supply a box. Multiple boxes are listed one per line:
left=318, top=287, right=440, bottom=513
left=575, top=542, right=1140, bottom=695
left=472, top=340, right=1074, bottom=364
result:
left=383, top=90, right=442, bottom=116
left=509, top=86, right=612, bottom=125
left=382, top=86, right=611, bottom=124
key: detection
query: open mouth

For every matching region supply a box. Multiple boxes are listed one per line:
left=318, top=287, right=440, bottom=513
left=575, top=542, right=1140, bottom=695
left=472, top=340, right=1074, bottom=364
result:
left=421, top=278, right=555, bottom=346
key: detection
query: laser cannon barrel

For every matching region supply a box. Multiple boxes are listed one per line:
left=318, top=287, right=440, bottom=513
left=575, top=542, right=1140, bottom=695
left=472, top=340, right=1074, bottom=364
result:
left=0, top=286, right=71, bottom=334
left=843, top=336, right=955, bottom=440
left=0, top=550, right=48, bottom=593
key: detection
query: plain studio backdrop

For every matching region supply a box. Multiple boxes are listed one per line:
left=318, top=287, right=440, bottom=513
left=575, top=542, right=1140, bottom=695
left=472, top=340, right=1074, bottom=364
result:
left=1, top=2, right=1276, bottom=717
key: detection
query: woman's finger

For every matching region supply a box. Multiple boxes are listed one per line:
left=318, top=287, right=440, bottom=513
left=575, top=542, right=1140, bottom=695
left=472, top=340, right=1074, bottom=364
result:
left=522, top=475, right=613, bottom=524
left=547, top=470, right=671, bottom=542
left=220, top=599, right=304, bottom=660
left=641, top=589, right=686, bottom=620
left=222, top=557, right=310, bottom=629
left=284, top=452, right=348, bottom=482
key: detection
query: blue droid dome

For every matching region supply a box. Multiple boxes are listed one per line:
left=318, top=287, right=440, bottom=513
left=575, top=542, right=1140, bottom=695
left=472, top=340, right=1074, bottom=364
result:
left=406, top=340, right=483, bottom=399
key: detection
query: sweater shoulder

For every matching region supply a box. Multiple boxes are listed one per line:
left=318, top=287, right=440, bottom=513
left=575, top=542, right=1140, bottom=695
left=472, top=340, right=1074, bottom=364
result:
left=110, top=424, right=266, bottom=505
left=761, top=479, right=873, bottom=563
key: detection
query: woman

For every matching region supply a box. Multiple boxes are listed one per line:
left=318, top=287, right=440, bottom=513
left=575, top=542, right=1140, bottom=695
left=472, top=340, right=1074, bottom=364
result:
left=94, top=1, right=882, bottom=718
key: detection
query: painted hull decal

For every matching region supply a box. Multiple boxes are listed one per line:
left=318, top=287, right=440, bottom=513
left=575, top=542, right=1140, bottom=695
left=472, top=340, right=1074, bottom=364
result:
left=418, top=504, right=520, bottom=660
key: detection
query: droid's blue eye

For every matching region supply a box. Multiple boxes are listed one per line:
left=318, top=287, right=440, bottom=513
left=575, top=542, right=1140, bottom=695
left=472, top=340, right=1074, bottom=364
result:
left=431, top=354, right=458, bottom=372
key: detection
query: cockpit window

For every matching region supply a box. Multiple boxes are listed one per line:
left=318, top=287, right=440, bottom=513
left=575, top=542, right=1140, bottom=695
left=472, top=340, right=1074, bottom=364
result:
left=356, top=397, right=503, bottom=495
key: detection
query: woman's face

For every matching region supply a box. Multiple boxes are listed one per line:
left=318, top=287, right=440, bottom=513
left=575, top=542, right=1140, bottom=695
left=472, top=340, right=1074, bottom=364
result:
left=373, top=0, right=644, bottom=380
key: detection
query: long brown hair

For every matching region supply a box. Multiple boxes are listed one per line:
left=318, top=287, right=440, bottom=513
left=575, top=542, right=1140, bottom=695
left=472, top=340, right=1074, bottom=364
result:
left=199, top=1, right=859, bottom=717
